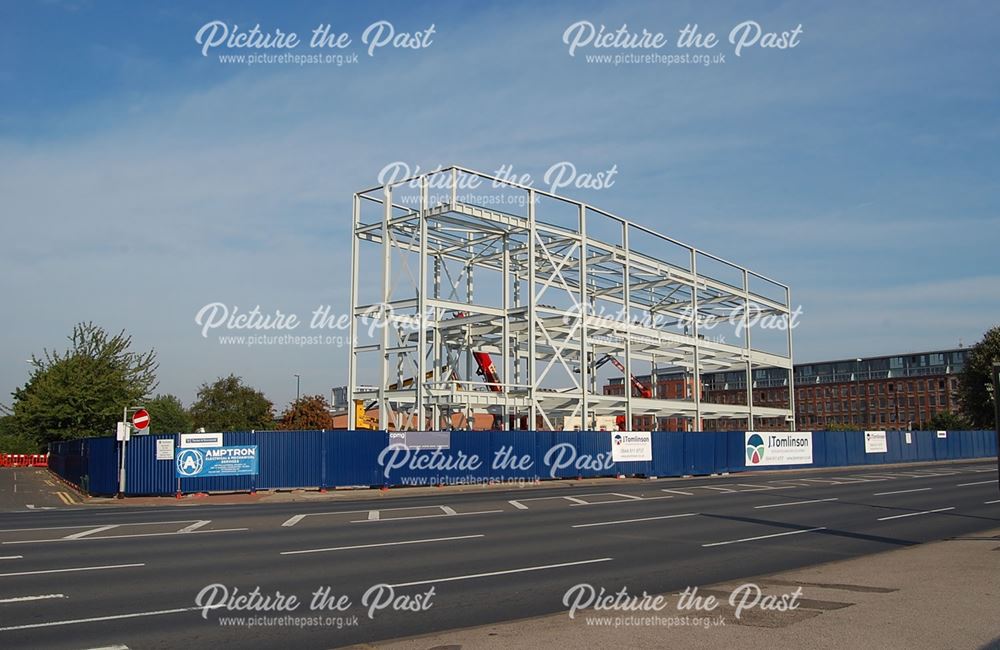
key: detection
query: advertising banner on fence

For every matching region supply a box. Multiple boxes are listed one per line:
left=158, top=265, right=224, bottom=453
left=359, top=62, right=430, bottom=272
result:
left=864, top=430, right=888, bottom=454
left=175, top=445, right=258, bottom=478
left=745, top=431, right=813, bottom=466
left=388, top=431, right=451, bottom=450
left=611, top=431, right=652, bottom=462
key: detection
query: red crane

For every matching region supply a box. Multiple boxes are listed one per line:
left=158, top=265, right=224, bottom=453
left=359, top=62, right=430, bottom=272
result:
left=595, top=354, right=652, bottom=398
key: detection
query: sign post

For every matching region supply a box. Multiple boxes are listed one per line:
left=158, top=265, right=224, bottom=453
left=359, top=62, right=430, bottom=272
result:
left=116, top=405, right=147, bottom=499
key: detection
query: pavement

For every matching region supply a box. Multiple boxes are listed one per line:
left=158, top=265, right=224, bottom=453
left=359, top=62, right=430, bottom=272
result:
left=0, top=460, right=996, bottom=648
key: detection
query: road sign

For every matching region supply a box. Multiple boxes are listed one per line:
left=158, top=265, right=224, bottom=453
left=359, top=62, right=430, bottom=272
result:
left=132, top=408, right=150, bottom=430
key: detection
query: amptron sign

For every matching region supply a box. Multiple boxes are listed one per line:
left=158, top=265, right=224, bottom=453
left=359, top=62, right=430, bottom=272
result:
left=745, top=431, right=813, bottom=466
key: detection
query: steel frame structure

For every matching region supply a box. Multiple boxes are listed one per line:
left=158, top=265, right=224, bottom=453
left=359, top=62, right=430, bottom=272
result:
left=348, top=166, right=795, bottom=431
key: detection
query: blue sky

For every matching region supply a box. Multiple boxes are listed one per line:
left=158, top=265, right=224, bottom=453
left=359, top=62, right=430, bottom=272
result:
left=1, top=0, right=998, bottom=410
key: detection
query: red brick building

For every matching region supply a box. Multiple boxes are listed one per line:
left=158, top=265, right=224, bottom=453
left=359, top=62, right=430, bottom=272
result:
left=605, top=347, right=969, bottom=431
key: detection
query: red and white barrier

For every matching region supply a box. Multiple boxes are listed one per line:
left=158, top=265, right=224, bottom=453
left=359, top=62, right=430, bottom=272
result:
left=0, top=453, right=49, bottom=467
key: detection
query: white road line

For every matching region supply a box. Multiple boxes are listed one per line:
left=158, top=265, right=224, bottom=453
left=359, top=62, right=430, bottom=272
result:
left=350, top=509, right=503, bottom=523
left=985, top=499, right=1000, bottom=505
left=877, top=507, right=955, bottom=521
left=0, top=556, right=22, bottom=560
left=0, top=593, right=65, bottom=603
left=700, top=486, right=737, bottom=493
left=508, top=500, right=528, bottom=510
left=754, top=498, right=839, bottom=509
left=797, top=478, right=842, bottom=484
left=368, top=510, right=380, bottom=521
left=281, top=534, right=485, bottom=555
left=570, top=496, right=673, bottom=506
left=82, top=646, right=130, bottom=650
left=0, top=606, right=199, bottom=631
left=873, top=488, right=932, bottom=496
left=703, top=527, right=827, bottom=548
left=440, top=506, right=457, bottom=515
left=610, top=493, right=642, bottom=500
left=4, top=529, right=248, bottom=545
left=957, top=480, right=995, bottom=487
left=846, top=476, right=887, bottom=482
left=176, top=520, right=210, bottom=534
left=564, top=496, right=589, bottom=505
left=0, top=563, right=144, bottom=578
left=736, top=484, right=778, bottom=491
left=388, top=558, right=613, bottom=588
left=280, top=505, right=454, bottom=527
left=0, top=520, right=202, bottom=534
left=661, top=489, right=694, bottom=496
left=571, top=512, right=699, bottom=528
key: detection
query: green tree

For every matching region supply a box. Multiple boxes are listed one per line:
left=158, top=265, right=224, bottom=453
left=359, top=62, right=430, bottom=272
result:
left=278, top=395, right=337, bottom=430
left=958, top=326, right=1000, bottom=428
left=3, top=322, right=157, bottom=446
left=190, top=375, right=274, bottom=432
left=0, top=415, right=38, bottom=453
left=926, top=410, right=972, bottom=431
left=821, top=422, right=857, bottom=431
left=146, top=394, right=193, bottom=434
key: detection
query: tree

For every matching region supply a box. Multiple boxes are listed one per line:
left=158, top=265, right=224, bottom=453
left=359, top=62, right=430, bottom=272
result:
left=926, top=410, right=972, bottom=431
left=958, top=326, right=1000, bottom=428
left=0, top=415, right=37, bottom=453
left=821, top=422, right=857, bottom=431
left=3, top=322, right=157, bottom=446
left=278, top=395, right=337, bottom=430
left=190, top=375, right=274, bottom=432
left=146, top=394, right=193, bottom=434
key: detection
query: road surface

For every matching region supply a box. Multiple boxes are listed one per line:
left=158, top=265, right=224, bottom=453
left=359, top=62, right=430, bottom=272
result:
left=0, top=460, right=997, bottom=648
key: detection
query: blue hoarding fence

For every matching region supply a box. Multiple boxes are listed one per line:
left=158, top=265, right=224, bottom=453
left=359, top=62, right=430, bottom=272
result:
left=47, top=429, right=998, bottom=497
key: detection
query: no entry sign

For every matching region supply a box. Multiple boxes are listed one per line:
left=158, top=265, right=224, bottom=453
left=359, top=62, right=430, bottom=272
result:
left=132, top=408, right=150, bottom=430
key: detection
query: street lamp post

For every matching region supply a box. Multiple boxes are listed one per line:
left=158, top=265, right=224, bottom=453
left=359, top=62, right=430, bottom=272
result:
left=854, top=358, right=862, bottom=428
left=294, top=374, right=301, bottom=402
left=991, top=364, right=999, bottom=495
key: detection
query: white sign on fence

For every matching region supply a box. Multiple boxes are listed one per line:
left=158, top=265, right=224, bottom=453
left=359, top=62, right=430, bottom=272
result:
left=905, top=432, right=913, bottom=444
left=180, top=432, right=223, bottom=448
left=611, top=431, right=652, bottom=462
left=155, top=438, right=175, bottom=461
left=864, top=430, right=888, bottom=454
left=745, top=431, right=813, bottom=466
left=937, top=430, right=948, bottom=439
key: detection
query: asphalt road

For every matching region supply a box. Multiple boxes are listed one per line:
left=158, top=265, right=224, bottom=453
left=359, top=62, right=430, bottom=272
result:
left=0, top=461, right=997, bottom=649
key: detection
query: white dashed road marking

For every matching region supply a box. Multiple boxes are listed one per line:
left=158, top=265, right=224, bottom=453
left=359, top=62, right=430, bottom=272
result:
left=877, top=507, right=955, bottom=521
left=754, top=498, right=838, bottom=509
left=703, top=527, right=827, bottom=548
left=873, top=488, right=932, bottom=496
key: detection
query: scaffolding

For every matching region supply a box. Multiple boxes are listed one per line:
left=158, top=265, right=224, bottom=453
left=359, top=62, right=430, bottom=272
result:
left=348, top=166, right=795, bottom=431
